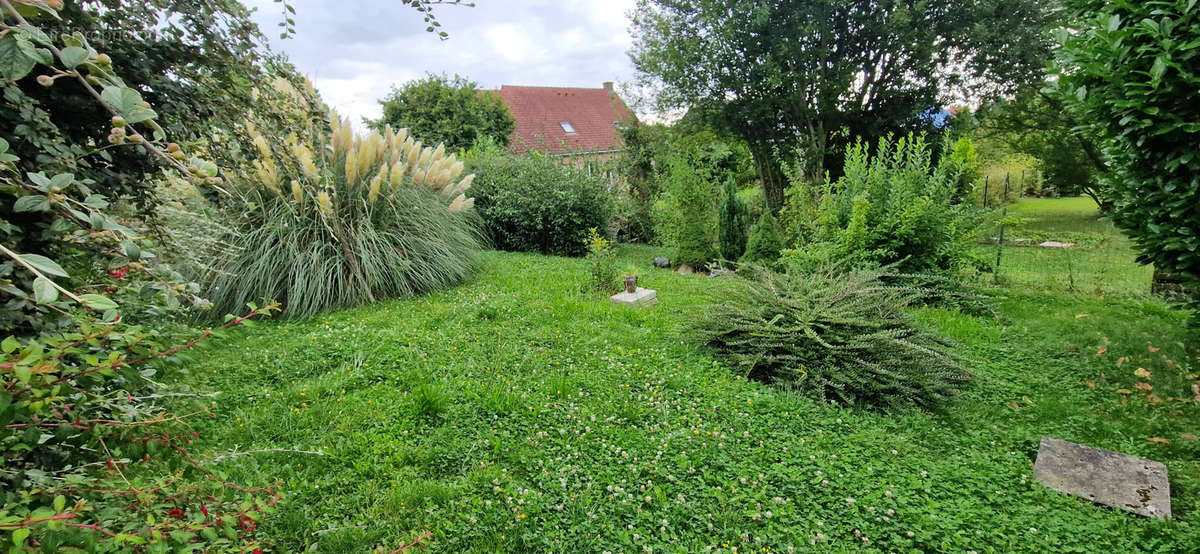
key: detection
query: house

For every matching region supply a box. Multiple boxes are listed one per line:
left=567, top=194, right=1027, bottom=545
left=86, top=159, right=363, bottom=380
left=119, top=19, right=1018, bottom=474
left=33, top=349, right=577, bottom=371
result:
left=489, top=82, right=636, bottom=165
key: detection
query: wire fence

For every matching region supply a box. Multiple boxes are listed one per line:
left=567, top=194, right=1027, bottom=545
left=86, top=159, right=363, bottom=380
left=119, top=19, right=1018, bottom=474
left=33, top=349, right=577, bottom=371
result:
left=974, top=174, right=1153, bottom=298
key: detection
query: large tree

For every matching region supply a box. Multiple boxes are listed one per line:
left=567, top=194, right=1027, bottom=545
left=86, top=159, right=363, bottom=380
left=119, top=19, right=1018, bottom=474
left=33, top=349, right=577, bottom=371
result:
left=372, top=73, right=515, bottom=152
left=630, top=0, right=1053, bottom=212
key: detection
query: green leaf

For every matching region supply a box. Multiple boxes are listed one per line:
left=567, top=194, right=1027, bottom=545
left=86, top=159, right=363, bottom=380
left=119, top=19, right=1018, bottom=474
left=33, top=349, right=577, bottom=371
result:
left=13, top=365, right=31, bottom=384
left=79, top=294, right=118, bottom=311
left=27, top=171, right=51, bottom=189
left=120, top=240, right=141, bottom=260
left=12, top=528, right=29, bottom=547
left=32, top=277, right=58, bottom=304
left=81, top=195, right=109, bottom=210
left=13, top=194, right=50, bottom=213
left=101, top=85, right=141, bottom=112
left=13, top=2, right=62, bottom=21
left=0, top=34, right=37, bottom=81
left=100, top=86, right=156, bottom=123
left=53, top=495, right=65, bottom=513
left=49, top=173, right=74, bottom=190
left=19, top=253, right=68, bottom=278
left=1, top=336, right=18, bottom=354
left=0, top=390, right=10, bottom=413
left=59, top=46, right=89, bottom=68
left=14, top=36, right=52, bottom=66
left=1150, top=56, right=1167, bottom=82
left=124, top=105, right=158, bottom=125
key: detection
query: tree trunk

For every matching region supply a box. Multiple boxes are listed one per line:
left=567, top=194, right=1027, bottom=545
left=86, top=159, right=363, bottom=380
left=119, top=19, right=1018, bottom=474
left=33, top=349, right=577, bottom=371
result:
left=748, top=140, right=787, bottom=214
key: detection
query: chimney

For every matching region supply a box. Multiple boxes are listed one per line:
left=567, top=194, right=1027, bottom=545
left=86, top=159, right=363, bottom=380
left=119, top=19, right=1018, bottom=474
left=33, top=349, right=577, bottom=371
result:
left=603, top=81, right=614, bottom=92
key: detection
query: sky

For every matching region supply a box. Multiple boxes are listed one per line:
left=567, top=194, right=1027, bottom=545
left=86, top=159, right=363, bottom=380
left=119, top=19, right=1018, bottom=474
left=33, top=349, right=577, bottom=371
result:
left=244, top=0, right=641, bottom=128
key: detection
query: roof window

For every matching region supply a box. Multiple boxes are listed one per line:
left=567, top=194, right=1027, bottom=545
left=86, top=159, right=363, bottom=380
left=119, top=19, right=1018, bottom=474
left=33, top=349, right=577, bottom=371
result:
left=559, top=121, right=576, bottom=134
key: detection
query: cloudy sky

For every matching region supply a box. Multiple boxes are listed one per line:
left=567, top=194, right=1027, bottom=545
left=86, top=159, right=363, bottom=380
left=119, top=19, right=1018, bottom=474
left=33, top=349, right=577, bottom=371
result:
left=244, top=0, right=641, bottom=127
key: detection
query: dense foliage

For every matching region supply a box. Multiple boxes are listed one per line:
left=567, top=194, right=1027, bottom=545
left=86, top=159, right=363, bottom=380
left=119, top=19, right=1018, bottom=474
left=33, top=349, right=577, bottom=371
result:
left=785, top=134, right=983, bottom=275
left=209, top=95, right=482, bottom=318
left=630, top=0, right=1056, bottom=211
left=975, top=92, right=1108, bottom=204
left=372, top=74, right=515, bottom=153
left=717, top=179, right=748, bottom=262
left=1054, top=0, right=1200, bottom=301
left=740, top=211, right=785, bottom=267
left=0, top=0, right=289, bottom=208
left=1, top=305, right=281, bottom=552
left=689, top=264, right=970, bottom=409
left=464, top=144, right=613, bottom=257
left=659, top=158, right=715, bottom=267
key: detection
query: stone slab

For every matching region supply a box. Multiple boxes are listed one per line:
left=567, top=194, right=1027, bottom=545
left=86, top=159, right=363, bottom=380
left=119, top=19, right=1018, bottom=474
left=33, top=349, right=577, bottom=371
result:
left=677, top=264, right=695, bottom=275
left=653, top=257, right=671, bottom=268
left=1033, top=437, right=1171, bottom=519
left=1039, top=240, right=1076, bottom=248
left=611, top=287, right=657, bottom=307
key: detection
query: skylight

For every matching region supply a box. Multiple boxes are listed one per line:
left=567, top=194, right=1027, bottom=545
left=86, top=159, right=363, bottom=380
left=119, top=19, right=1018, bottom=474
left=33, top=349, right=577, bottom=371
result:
left=559, top=121, right=576, bottom=134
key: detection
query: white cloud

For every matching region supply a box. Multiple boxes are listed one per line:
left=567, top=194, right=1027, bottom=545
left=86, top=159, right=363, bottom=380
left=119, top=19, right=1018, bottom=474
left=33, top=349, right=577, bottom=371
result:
left=245, top=0, right=645, bottom=126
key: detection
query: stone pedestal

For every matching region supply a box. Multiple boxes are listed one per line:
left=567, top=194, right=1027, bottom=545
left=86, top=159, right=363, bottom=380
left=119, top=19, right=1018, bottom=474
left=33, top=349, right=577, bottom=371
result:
left=611, top=287, right=657, bottom=307
left=1033, top=437, right=1171, bottom=519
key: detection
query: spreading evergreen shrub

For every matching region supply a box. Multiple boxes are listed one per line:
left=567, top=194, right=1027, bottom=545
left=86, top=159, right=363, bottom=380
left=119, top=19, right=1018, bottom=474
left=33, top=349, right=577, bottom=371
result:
left=718, top=179, right=749, bottom=261
left=688, top=264, right=970, bottom=410
left=465, top=145, right=614, bottom=257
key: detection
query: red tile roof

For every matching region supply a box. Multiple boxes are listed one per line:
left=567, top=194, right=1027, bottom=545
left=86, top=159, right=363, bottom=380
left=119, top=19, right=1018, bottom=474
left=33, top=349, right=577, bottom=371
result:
left=490, top=85, right=636, bottom=155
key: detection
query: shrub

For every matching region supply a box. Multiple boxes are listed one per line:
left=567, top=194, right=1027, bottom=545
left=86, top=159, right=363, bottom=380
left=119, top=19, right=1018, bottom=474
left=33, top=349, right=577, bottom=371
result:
left=208, top=107, right=482, bottom=318
left=663, top=158, right=717, bottom=267
left=718, top=179, right=749, bottom=261
left=788, top=134, right=983, bottom=274
left=687, top=264, right=970, bottom=410
left=465, top=145, right=614, bottom=257
left=584, top=227, right=619, bottom=293
left=740, top=211, right=785, bottom=267
left=0, top=304, right=281, bottom=550
left=609, top=192, right=656, bottom=244
left=1055, top=0, right=1200, bottom=304
left=944, top=135, right=981, bottom=201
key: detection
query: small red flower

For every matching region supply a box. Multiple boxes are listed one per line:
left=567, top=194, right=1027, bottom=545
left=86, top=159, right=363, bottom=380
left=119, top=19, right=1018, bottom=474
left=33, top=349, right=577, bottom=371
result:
left=200, top=503, right=209, bottom=517
left=108, top=266, right=128, bottom=279
left=237, top=514, right=255, bottom=532
left=166, top=508, right=184, bottom=519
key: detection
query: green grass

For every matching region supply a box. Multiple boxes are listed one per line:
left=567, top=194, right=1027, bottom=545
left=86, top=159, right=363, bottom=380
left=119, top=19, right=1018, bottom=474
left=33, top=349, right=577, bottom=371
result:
left=181, top=232, right=1200, bottom=552
left=977, top=197, right=1154, bottom=297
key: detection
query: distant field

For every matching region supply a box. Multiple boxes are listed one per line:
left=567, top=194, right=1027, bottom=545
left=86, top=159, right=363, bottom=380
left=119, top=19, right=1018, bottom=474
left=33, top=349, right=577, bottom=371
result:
left=976, top=197, right=1154, bottom=297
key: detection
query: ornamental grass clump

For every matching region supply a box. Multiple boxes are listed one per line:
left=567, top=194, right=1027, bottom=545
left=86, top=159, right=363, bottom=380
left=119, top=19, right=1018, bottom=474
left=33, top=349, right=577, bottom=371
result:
left=688, top=264, right=969, bottom=410
left=209, top=106, right=482, bottom=317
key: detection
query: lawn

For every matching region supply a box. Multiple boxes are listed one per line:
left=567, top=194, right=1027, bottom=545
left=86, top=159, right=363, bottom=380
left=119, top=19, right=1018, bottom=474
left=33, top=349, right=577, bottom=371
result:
left=976, top=197, right=1154, bottom=297
left=181, top=199, right=1199, bottom=552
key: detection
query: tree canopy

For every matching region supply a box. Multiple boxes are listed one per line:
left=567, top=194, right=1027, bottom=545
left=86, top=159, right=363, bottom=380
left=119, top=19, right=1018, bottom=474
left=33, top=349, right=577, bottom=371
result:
left=372, top=73, right=515, bottom=152
left=630, top=0, right=1054, bottom=212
